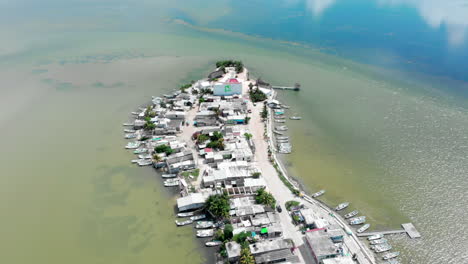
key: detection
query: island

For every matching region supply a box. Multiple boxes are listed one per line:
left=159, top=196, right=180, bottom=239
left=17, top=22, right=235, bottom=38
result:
left=123, top=60, right=386, bottom=264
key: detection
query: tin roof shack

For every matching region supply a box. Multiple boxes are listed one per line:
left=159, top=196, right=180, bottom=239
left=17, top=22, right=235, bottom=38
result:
left=166, top=150, right=195, bottom=173
left=322, top=256, right=354, bottom=264
left=325, top=225, right=345, bottom=243
left=305, top=230, right=340, bottom=264
left=250, top=239, right=299, bottom=264
left=177, top=193, right=205, bottom=212
left=202, top=164, right=260, bottom=188
left=208, top=69, right=225, bottom=80
left=226, top=241, right=242, bottom=263
left=194, top=110, right=218, bottom=127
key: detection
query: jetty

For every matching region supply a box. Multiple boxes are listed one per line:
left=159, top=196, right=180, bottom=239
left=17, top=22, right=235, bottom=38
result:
left=357, top=223, right=421, bottom=239
left=272, top=83, right=301, bottom=91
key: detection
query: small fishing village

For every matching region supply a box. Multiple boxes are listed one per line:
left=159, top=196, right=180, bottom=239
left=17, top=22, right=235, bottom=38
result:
left=122, top=61, right=419, bottom=264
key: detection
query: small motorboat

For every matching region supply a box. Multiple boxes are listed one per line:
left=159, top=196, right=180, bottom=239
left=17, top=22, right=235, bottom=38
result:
left=374, top=243, right=392, bottom=253
left=196, top=229, right=214, bottom=238
left=205, top=240, right=223, bottom=247
left=344, top=210, right=359, bottom=219
left=177, top=212, right=195, bottom=218
left=276, top=136, right=289, bottom=140
left=125, top=133, right=137, bottom=139
left=275, top=120, right=286, bottom=123
left=368, top=234, right=383, bottom=240
left=349, top=216, right=366, bottom=225
left=161, top=174, right=177, bottom=178
left=164, top=182, right=179, bottom=187
left=273, top=130, right=284, bottom=135
left=131, top=111, right=139, bottom=115
left=357, top=223, right=370, bottom=233
left=382, top=252, right=400, bottom=260
left=124, top=129, right=136, bottom=133
left=290, top=116, right=302, bottom=120
left=195, top=221, right=214, bottom=229
left=275, top=125, right=288, bottom=131
left=175, top=219, right=193, bottom=226
left=386, top=259, right=399, bottom=264
left=312, top=190, right=325, bottom=198
left=138, top=160, right=153, bottom=166
left=123, top=123, right=134, bottom=126
left=335, top=202, right=349, bottom=211
left=138, top=154, right=152, bottom=159
left=133, top=148, right=148, bottom=154
left=125, top=141, right=141, bottom=149
left=190, top=214, right=206, bottom=221
left=370, top=238, right=388, bottom=245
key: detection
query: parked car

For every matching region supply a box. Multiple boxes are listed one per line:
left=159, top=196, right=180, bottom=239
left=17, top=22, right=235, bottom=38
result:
left=276, top=205, right=282, bottom=213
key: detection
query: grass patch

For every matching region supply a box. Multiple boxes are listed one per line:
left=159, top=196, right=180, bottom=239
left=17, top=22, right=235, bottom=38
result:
left=181, top=169, right=200, bottom=181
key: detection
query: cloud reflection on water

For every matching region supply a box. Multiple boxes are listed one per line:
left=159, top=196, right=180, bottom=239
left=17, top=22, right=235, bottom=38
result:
left=379, top=0, right=468, bottom=46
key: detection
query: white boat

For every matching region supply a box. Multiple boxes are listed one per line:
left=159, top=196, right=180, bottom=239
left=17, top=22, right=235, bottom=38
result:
left=161, top=174, right=177, bottom=178
left=175, top=219, right=193, bottom=226
left=196, top=229, right=214, bottom=238
left=273, top=130, right=284, bottom=135
left=138, top=160, right=153, bottom=166
left=124, top=129, right=136, bottom=133
left=335, top=202, right=349, bottom=211
left=177, top=212, right=195, bottom=218
left=190, top=214, right=206, bottom=221
left=382, top=252, right=400, bottom=260
left=374, top=243, right=392, bottom=253
left=274, top=116, right=285, bottom=120
left=205, top=241, right=223, bottom=247
left=123, top=123, right=133, bottom=126
left=125, top=142, right=141, bottom=149
left=387, top=259, right=399, bottom=264
left=125, top=133, right=137, bottom=139
left=312, top=190, right=325, bottom=198
left=131, top=111, right=139, bottom=115
left=344, top=210, right=359, bottom=219
left=133, top=148, right=148, bottom=154
left=276, top=136, right=289, bottom=140
left=195, top=221, right=214, bottom=229
left=368, top=234, right=383, bottom=240
left=164, top=178, right=179, bottom=184
left=290, top=116, right=302, bottom=120
left=275, top=120, right=286, bottom=123
left=370, top=238, right=388, bottom=245
left=357, top=223, right=370, bottom=233
left=275, top=125, right=288, bottom=131
left=164, top=182, right=179, bottom=187
left=349, top=216, right=366, bottom=225
left=138, top=154, right=152, bottom=159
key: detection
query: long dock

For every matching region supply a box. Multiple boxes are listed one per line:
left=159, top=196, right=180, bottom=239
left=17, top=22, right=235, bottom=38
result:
left=272, top=83, right=301, bottom=91
left=357, top=223, right=421, bottom=239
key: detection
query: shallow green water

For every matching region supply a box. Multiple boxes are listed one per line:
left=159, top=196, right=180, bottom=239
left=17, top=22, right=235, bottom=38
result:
left=0, top=2, right=467, bottom=264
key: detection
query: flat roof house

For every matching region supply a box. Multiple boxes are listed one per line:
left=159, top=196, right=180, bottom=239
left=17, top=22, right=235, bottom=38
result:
left=176, top=193, right=205, bottom=212
left=249, top=239, right=300, bottom=264
left=305, top=230, right=340, bottom=263
left=213, top=78, right=242, bottom=96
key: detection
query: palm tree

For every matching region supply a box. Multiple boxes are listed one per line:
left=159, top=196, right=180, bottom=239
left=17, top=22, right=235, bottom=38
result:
left=240, top=248, right=255, bottom=264
left=153, top=154, right=162, bottom=162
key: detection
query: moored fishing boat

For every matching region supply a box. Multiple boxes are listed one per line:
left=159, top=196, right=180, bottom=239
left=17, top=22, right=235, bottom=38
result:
left=123, top=122, right=133, bottom=126
left=175, top=219, right=193, bottom=226
left=195, top=221, right=214, bottom=229
left=382, top=252, right=400, bottom=260
left=312, top=190, right=325, bottom=198
left=190, top=214, right=206, bottom=221
left=275, top=120, right=286, bottom=123
left=344, top=210, right=359, bottom=219
left=370, top=238, right=388, bottom=245
left=349, top=216, right=366, bottom=225
left=357, top=223, right=370, bottom=233
left=125, top=141, right=141, bottom=149
left=205, top=240, right=223, bottom=247
left=273, top=130, right=284, bottom=135
left=124, top=129, right=136, bottom=133
left=125, top=133, right=137, bottom=139
left=374, top=243, right=392, bottom=253
left=138, top=154, right=152, bottom=159
left=368, top=234, right=383, bottom=240
left=164, top=181, right=179, bottom=187
left=335, top=202, right=349, bottom=211
left=137, top=159, right=153, bottom=166
left=289, top=116, right=302, bottom=120
left=276, top=136, right=289, bottom=140
left=196, top=229, right=214, bottom=238
left=161, top=173, right=177, bottom=178
left=275, top=125, right=288, bottom=131
left=133, top=148, right=148, bottom=154
left=177, top=211, right=195, bottom=218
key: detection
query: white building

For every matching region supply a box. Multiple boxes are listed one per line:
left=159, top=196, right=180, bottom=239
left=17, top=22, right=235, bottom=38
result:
left=213, top=78, right=242, bottom=96
left=176, top=193, right=206, bottom=212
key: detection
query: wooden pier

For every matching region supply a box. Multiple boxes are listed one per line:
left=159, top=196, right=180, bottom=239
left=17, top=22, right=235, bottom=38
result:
left=357, top=223, right=421, bottom=239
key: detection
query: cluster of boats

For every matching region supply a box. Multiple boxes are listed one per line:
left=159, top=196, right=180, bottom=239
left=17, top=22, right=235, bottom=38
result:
left=335, top=202, right=370, bottom=233
left=164, top=178, right=179, bottom=187
left=175, top=211, right=223, bottom=247
left=367, top=234, right=400, bottom=263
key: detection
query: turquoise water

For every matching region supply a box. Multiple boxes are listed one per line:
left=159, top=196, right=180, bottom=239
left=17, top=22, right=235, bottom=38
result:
left=0, top=1, right=467, bottom=264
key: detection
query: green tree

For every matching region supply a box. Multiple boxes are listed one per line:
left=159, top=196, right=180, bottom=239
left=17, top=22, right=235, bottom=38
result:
left=251, top=172, right=261, bottom=178
left=244, top=133, right=253, bottom=140
left=144, top=121, right=156, bottom=131
left=205, top=193, right=230, bottom=219
left=245, top=117, right=251, bottom=124
left=223, top=224, right=234, bottom=240
left=197, top=134, right=210, bottom=143
left=239, top=248, right=255, bottom=264
left=210, top=131, right=223, bottom=141
left=152, top=154, right=162, bottom=162
left=261, top=105, right=268, bottom=120
left=255, top=188, right=276, bottom=208
left=154, top=145, right=173, bottom=155
left=285, top=200, right=300, bottom=211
